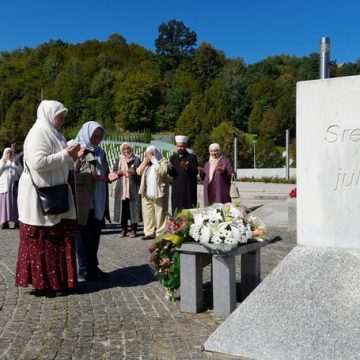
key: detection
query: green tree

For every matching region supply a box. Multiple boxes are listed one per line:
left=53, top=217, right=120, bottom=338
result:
left=114, top=69, right=162, bottom=131
left=334, top=60, right=360, bottom=77
left=200, top=79, right=230, bottom=132
left=0, top=95, right=36, bottom=148
left=191, top=42, right=225, bottom=90
left=294, top=53, right=319, bottom=81
left=210, top=121, right=252, bottom=167
left=155, top=69, right=200, bottom=130
left=248, top=101, right=266, bottom=133
left=254, top=136, right=283, bottom=168
left=107, top=33, right=127, bottom=45
left=175, top=95, right=204, bottom=145
left=168, top=69, right=200, bottom=116
left=155, top=19, right=197, bottom=70
left=218, top=59, right=249, bottom=130
left=192, top=131, right=212, bottom=166
left=259, top=94, right=295, bottom=144
left=54, top=57, right=88, bottom=125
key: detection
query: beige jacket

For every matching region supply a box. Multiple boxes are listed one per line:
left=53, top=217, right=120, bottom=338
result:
left=137, top=157, right=169, bottom=199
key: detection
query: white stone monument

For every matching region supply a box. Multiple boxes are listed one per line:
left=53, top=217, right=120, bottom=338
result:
left=204, top=75, right=360, bottom=359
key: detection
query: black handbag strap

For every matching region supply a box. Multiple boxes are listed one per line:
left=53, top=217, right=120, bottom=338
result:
left=25, top=161, right=39, bottom=190
left=25, top=160, right=70, bottom=190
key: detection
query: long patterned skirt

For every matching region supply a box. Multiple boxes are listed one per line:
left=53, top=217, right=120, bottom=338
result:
left=15, top=219, right=78, bottom=291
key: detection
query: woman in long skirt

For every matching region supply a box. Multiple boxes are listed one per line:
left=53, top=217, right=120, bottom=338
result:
left=15, top=100, right=80, bottom=296
left=0, top=148, right=23, bottom=229
left=199, top=143, right=236, bottom=206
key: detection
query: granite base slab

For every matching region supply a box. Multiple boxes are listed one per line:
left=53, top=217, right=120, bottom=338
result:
left=204, top=245, right=360, bottom=359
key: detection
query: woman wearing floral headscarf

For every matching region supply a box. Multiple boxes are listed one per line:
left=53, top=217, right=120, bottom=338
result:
left=15, top=100, right=81, bottom=296
left=72, top=121, right=118, bottom=281
left=137, top=145, right=169, bottom=240
left=199, top=143, right=235, bottom=206
left=0, top=147, right=23, bottom=229
left=113, top=143, right=142, bottom=238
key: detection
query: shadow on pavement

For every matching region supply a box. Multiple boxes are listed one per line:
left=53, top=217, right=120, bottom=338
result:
left=74, top=264, right=156, bottom=294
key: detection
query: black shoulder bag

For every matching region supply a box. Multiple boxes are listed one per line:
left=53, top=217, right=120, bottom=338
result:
left=25, top=162, right=70, bottom=215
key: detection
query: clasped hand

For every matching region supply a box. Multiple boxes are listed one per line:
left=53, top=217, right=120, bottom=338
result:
left=216, top=166, right=226, bottom=173
left=91, top=172, right=118, bottom=183
left=66, top=144, right=81, bottom=160
left=180, top=160, right=189, bottom=169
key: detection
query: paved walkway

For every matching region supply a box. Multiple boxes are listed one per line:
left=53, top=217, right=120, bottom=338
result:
left=0, top=188, right=296, bottom=359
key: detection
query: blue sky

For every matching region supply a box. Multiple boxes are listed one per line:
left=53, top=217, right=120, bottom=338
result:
left=1, top=0, right=359, bottom=65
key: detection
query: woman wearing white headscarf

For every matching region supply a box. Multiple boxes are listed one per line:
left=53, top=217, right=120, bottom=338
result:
left=0, top=147, right=23, bottom=229
left=137, top=145, right=169, bottom=240
left=112, top=142, right=142, bottom=238
left=199, top=143, right=235, bottom=206
left=73, top=121, right=117, bottom=281
left=15, top=100, right=81, bottom=296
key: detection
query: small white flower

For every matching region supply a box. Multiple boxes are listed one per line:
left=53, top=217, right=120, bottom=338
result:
left=208, top=209, right=223, bottom=223
left=230, top=225, right=241, bottom=241
left=189, top=224, right=201, bottom=241
left=199, top=226, right=211, bottom=244
left=229, top=206, right=242, bottom=219
left=212, top=234, right=222, bottom=244
left=224, top=236, right=235, bottom=244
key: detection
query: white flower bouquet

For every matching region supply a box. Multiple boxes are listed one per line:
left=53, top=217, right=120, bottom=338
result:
left=189, top=203, right=266, bottom=246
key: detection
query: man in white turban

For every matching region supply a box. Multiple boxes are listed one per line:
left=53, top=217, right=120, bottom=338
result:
left=168, top=135, right=198, bottom=214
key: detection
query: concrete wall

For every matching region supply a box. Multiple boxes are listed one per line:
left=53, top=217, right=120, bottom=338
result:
left=237, top=168, right=296, bottom=179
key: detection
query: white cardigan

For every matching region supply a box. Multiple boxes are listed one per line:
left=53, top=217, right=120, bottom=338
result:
left=18, top=123, right=77, bottom=226
left=0, top=160, right=22, bottom=193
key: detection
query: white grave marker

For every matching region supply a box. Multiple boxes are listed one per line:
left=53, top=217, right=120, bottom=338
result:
left=204, top=75, right=360, bottom=359
left=297, top=75, right=360, bottom=248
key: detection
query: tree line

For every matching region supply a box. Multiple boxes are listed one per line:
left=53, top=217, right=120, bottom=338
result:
left=1, top=19, right=359, bottom=166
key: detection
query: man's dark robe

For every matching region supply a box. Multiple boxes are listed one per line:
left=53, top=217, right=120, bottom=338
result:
left=168, top=151, right=198, bottom=214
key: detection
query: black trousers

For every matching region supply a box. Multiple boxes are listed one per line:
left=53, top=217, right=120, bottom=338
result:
left=78, top=209, right=102, bottom=273
left=121, top=199, right=138, bottom=231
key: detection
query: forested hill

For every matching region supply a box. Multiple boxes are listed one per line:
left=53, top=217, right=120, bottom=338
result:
left=1, top=20, right=360, bottom=165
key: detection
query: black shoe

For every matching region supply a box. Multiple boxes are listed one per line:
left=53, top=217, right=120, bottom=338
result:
left=1, top=223, right=9, bottom=229
left=31, top=289, right=69, bottom=297
left=97, top=268, right=110, bottom=279
left=84, top=271, right=99, bottom=281
left=141, top=235, right=155, bottom=240
left=54, top=290, right=71, bottom=297
left=85, top=268, right=110, bottom=281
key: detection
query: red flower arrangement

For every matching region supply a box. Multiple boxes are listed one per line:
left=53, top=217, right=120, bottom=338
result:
left=149, top=210, right=192, bottom=301
left=289, top=187, right=297, bottom=198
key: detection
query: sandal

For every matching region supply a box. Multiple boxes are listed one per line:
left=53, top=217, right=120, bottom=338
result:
left=119, top=230, right=127, bottom=238
left=130, top=231, right=137, bottom=238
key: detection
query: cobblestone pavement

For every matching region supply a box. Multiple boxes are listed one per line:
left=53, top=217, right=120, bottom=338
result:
left=0, top=223, right=296, bottom=360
